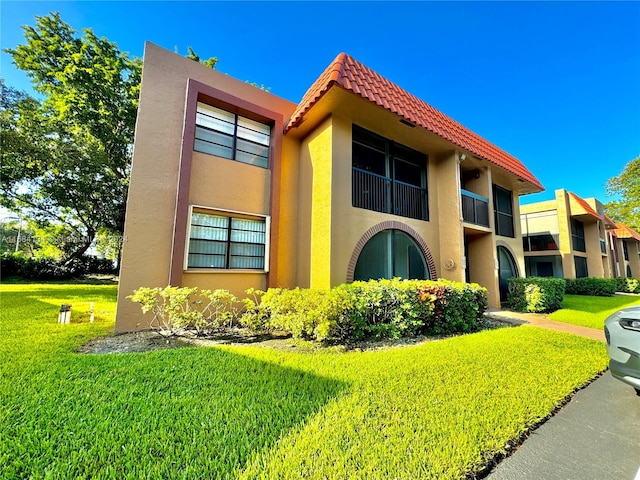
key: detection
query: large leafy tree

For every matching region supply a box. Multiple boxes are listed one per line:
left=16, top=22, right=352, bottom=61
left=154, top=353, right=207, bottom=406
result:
left=2, top=13, right=141, bottom=263
left=605, top=155, right=640, bottom=231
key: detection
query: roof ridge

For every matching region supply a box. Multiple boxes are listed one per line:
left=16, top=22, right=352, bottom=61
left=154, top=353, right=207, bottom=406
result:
left=284, top=53, right=543, bottom=191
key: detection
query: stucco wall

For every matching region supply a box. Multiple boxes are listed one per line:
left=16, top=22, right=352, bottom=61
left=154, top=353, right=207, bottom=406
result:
left=116, top=43, right=296, bottom=332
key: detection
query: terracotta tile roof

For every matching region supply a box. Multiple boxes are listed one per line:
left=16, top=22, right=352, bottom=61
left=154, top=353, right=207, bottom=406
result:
left=614, top=223, right=640, bottom=242
left=569, top=192, right=601, bottom=220
left=285, top=53, right=543, bottom=190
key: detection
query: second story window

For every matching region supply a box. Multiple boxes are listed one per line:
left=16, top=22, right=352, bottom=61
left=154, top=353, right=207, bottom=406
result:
left=195, top=102, right=271, bottom=168
left=623, top=240, right=630, bottom=261
left=571, top=219, right=586, bottom=252
left=493, top=185, right=514, bottom=238
left=352, top=125, right=428, bottom=221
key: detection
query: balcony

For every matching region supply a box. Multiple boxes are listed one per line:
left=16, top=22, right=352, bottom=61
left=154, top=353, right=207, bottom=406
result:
left=352, top=168, right=427, bottom=221
left=523, top=233, right=560, bottom=252
left=461, top=189, right=489, bottom=227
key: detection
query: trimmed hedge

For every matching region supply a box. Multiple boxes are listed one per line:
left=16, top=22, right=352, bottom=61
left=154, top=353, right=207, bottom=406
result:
left=615, top=277, right=640, bottom=294
left=241, top=278, right=488, bottom=341
left=565, top=277, right=616, bottom=297
left=507, top=277, right=565, bottom=313
left=0, top=252, right=116, bottom=280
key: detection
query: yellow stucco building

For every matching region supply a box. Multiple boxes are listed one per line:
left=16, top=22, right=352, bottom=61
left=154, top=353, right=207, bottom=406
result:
left=520, top=188, right=640, bottom=279
left=115, top=43, right=544, bottom=332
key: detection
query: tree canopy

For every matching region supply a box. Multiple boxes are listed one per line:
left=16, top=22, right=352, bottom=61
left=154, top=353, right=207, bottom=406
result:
left=2, top=12, right=141, bottom=262
left=605, top=155, right=640, bottom=231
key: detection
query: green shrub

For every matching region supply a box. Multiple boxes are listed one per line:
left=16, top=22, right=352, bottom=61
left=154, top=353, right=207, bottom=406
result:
left=615, top=277, right=640, bottom=294
left=241, top=279, right=488, bottom=342
left=335, top=279, right=433, bottom=340
left=129, top=286, right=239, bottom=335
left=0, top=252, right=116, bottom=280
left=565, top=277, right=616, bottom=297
left=507, top=277, right=565, bottom=313
left=0, top=253, right=26, bottom=279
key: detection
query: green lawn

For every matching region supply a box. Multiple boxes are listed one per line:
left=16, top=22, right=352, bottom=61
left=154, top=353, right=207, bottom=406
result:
left=1, top=284, right=608, bottom=479
left=549, top=294, right=640, bottom=329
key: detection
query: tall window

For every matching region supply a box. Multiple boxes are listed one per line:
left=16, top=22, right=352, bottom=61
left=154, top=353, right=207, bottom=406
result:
left=571, top=219, right=586, bottom=252
left=195, top=102, right=271, bottom=168
left=188, top=211, right=267, bottom=270
left=493, top=185, right=514, bottom=238
left=574, top=256, right=588, bottom=278
left=354, top=229, right=429, bottom=281
left=623, top=240, right=630, bottom=261
left=352, top=125, right=428, bottom=221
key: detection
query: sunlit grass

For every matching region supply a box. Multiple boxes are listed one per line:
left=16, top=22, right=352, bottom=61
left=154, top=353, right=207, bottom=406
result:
left=1, top=284, right=608, bottom=479
left=549, top=294, right=640, bottom=329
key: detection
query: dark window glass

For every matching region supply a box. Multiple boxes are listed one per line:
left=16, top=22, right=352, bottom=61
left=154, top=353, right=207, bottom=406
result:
left=623, top=240, right=629, bottom=261
left=493, top=185, right=514, bottom=238
left=195, top=103, right=271, bottom=168
left=571, top=219, right=586, bottom=252
left=352, top=125, right=428, bottom=221
left=574, top=256, right=588, bottom=278
left=354, top=229, right=429, bottom=281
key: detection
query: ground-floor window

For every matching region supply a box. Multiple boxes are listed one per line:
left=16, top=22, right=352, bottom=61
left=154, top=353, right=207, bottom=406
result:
left=354, top=229, right=429, bottom=281
left=574, top=256, right=588, bottom=278
left=187, top=210, right=267, bottom=270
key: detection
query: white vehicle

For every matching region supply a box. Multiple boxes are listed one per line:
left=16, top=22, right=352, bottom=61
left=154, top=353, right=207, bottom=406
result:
left=604, top=306, right=640, bottom=396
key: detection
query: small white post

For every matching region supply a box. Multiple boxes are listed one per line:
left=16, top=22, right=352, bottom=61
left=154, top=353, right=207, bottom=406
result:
left=89, top=302, right=95, bottom=323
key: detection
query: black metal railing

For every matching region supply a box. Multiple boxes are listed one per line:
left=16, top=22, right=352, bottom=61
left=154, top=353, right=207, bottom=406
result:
left=461, top=190, right=489, bottom=227
left=394, top=181, right=427, bottom=220
left=353, top=168, right=427, bottom=220
left=352, top=168, right=390, bottom=214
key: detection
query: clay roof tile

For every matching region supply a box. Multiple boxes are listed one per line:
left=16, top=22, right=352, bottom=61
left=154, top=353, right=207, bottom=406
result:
left=285, top=53, right=543, bottom=190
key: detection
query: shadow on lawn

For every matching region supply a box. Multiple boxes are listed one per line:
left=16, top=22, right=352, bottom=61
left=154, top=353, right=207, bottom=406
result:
left=3, top=345, right=349, bottom=479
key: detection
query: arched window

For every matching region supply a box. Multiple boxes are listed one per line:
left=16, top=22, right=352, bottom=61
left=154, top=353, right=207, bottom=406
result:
left=497, top=246, right=518, bottom=302
left=354, top=229, right=429, bottom=281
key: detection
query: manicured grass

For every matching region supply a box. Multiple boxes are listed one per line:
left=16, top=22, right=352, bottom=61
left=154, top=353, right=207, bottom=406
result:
left=549, top=294, right=640, bottom=329
left=1, top=284, right=608, bottom=479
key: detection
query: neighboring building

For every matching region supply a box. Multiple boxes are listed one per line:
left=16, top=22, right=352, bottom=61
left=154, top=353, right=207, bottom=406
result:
left=115, top=43, right=543, bottom=332
left=609, top=222, right=640, bottom=278
left=520, top=188, right=640, bottom=279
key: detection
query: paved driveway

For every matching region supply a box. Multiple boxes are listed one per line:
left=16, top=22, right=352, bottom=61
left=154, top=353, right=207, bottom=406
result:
left=487, top=372, right=640, bottom=480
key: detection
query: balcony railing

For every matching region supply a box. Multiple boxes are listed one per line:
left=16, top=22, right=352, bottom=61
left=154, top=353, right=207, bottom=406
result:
left=353, top=168, right=427, bottom=220
left=523, top=233, right=560, bottom=252
left=393, top=181, right=427, bottom=220
left=461, top=189, right=489, bottom=227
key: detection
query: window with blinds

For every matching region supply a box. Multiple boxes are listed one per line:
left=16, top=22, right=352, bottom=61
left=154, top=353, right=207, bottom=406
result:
left=188, top=211, right=266, bottom=270
left=194, top=102, right=271, bottom=168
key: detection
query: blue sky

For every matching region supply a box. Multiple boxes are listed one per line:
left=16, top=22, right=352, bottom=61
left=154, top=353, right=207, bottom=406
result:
left=2, top=1, right=639, bottom=205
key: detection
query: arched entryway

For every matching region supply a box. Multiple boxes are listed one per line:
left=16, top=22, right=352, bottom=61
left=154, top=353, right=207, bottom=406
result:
left=497, top=245, right=518, bottom=302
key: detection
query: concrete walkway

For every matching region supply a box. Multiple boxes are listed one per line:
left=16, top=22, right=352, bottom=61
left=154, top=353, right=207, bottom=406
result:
left=483, top=308, right=640, bottom=480
left=487, top=372, right=640, bottom=480
left=484, top=308, right=605, bottom=342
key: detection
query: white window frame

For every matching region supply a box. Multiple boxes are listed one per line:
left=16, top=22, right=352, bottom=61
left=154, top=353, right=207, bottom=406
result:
left=184, top=205, right=270, bottom=273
